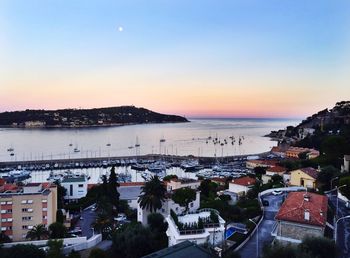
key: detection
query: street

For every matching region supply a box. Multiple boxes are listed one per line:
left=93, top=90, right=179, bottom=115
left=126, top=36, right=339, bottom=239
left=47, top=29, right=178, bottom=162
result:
left=76, top=205, right=97, bottom=239
left=327, top=193, right=350, bottom=258
left=239, top=194, right=283, bottom=258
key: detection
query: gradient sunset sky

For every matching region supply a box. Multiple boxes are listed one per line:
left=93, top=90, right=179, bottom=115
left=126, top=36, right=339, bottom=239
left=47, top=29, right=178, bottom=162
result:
left=1, top=1, right=349, bottom=118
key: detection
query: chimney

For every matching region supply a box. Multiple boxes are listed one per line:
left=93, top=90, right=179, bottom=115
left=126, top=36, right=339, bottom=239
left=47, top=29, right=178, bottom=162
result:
left=304, top=210, right=310, bottom=221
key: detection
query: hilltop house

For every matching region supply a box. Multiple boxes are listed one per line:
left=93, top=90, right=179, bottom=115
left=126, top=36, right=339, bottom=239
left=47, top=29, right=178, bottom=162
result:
left=228, top=176, right=256, bottom=196
left=290, top=168, right=318, bottom=189
left=262, top=166, right=287, bottom=184
left=61, top=176, right=88, bottom=201
left=271, top=192, right=328, bottom=244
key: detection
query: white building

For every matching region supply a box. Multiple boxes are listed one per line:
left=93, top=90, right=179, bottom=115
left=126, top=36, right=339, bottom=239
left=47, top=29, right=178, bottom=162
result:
left=137, top=191, right=200, bottom=225
left=343, top=155, right=350, bottom=173
left=61, top=176, right=88, bottom=201
left=228, top=176, right=256, bottom=196
left=166, top=178, right=201, bottom=192
left=166, top=209, right=225, bottom=247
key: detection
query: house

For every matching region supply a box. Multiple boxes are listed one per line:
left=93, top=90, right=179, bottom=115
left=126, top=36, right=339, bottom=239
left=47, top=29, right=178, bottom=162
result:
left=211, top=177, right=227, bottom=187
left=271, top=146, right=286, bottom=157
left=262, top=166, right=287, bottom=184
left=165, top=178, right=201, bottom=192
left=137, top=179, right=201, bottom=225
left=142, top=240, right=216, bottom=258
left=166, top=209, right=225, bottom=247
left=271, top=192, right=328, bottom=244
left=61, top=176, right=88, bottom=201
left=228, top=176, right=256, bottom=196
left=285, top=147, right=320, bottom=159
left=290, top=168, right=318, bottom=189
left=0, top=183, right=57, bottom=241
left=119, top=182, right=144, bottom=210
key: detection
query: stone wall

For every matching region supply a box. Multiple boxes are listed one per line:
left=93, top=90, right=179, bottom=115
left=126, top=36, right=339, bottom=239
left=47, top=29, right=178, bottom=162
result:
left=277, top=221, right=324, bottom=241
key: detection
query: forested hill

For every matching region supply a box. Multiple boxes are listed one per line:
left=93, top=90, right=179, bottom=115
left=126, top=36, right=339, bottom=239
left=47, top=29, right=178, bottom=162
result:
left=0, top=106, right=189, bottom=128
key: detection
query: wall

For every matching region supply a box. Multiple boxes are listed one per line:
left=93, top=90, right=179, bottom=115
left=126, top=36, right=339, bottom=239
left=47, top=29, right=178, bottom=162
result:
left=290, top=170, right=316, bottom=188
left=276, top=221, right=324, bottom=242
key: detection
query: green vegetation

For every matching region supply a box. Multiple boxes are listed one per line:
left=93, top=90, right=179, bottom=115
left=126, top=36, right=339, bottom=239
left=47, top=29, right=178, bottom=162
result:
left=0, top=106, right=188, bottom=127
left=0, top=244, right=46, bottom=258
left=163, top=174, right=178, bottom=181
left=138, top=176, right=167, bottom=213
left=171, top=187, right=196, bottom=212
left=26, top=224, right=49, bottom=240
left=262, top=237, right=337, bottom=258
left=46, top=239, right=64, bottom=258
left=49, top=222, right=67, bottom=239
left=88, top=248, right=107, bottom=258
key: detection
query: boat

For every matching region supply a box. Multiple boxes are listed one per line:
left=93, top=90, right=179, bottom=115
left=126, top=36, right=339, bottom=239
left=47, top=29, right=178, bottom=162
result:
left=1, top=170, right=31, bottom=183
left=10, top=153, right=15, bottom=156
left=147, top=161, right=167, bottom=173
left=135, top=137, right=140, bottom=147
left=74, top=148, right=80, bottom=153
left=106, top=143, right=111, bottom=147
left=128, top=146, right=134, bottom=149
left=7, top=147, right=14, bottom=152
left=160, top=135, right=166, bottom=143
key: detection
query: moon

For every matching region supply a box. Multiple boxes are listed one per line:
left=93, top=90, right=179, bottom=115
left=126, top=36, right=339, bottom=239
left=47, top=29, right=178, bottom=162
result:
left=118, top=26, right=123, bottom=32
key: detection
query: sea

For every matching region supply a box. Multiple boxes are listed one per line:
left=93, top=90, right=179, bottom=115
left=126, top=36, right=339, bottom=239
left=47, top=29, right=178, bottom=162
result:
left=0, top=118, right=299, bottom=183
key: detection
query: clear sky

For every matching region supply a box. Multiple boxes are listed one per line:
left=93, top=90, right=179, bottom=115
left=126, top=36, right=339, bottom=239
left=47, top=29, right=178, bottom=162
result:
left=1, top=1, right=349, bottom=118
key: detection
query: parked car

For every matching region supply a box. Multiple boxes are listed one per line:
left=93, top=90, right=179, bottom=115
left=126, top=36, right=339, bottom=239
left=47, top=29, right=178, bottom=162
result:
left=272, top=190, right=283, bottom=196
left=114, top=213, right=127, bottom=222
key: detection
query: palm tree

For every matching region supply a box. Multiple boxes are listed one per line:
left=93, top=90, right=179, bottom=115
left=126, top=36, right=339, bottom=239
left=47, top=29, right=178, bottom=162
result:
left=26, top=224, right=49, bottom=240
left=138, top=175, right=167, bottom=212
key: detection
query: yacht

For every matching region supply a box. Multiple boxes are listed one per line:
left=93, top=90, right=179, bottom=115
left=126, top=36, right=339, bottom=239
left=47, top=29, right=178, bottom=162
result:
left=135, top=137, right=140, bottom=147
left=1, top=170, right=31, bottom=183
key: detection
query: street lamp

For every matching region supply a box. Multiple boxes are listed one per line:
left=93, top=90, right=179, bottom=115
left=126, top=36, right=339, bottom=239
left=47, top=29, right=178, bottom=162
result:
left=335, top=215, right=350, bottom=244
left=249, top=219, right=259, bottom=258
left=336, top=185, right=346, bottom=218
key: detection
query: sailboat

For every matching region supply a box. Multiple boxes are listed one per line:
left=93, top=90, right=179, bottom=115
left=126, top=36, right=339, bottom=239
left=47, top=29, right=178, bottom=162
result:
left=135, top=137, right=140, bottom=147
left=160, top=135, right=166, bottom=143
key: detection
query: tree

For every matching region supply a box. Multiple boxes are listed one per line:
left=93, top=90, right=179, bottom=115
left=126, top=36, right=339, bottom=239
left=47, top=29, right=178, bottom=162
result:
left=147, top=213, right=168, bottom=233
left=0, top=231, right=11, bottom=243
left=199, top=179, right=218, bottom=199
left=54, top=180, right=67, bottom=210
left=68, top=250, right=81, bottom=258
left=262, top=243, right=298, bottom=258
left=26, top=224, right=49, bottom=240
left=317, top=166, right=340, bottom=191
left=1, top=244, right=46, bottom=258
left=300, top=237, right=337, bottom=258
left=172, top=187, right=196, bottom=212
left=49, top=222, right=67, bottom=239
left=108, top=166, right=120, bottom=214
left=298, top=151, right=309, bottom=160
left=46, top=239, right=64, bottom=258
left=93, top=212, right=113, bottom=238
left=254, top=167, right=266, bottom=180
left=138, top=176, right=167, bottom=213
left=89, top=248, right=107, bottom=258
left=56, top=209, right=64, bottom=224
left=112, top=223, right=157, bottom=258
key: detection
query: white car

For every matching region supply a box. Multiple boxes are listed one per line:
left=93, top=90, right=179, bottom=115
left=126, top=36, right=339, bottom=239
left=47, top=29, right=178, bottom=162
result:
left=114, top=214, right=127, bottom=222
left=272, top=190, right=283, bottom=196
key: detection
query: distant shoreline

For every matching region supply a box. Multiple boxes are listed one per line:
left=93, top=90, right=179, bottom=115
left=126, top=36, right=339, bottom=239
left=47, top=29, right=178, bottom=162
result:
left=0, top=120, right=190, bottom=129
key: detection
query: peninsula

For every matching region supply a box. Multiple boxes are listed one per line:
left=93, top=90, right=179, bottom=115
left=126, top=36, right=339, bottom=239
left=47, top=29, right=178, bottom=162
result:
left=0, top=106, right=189, bottom=128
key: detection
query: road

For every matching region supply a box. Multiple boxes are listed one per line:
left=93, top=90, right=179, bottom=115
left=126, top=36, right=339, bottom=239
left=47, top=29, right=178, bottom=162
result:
left=76, top=205, right=97, bottom=239
left=239, top=194, right=283, bottom=258
left=327, top=193, right=350, bottom=258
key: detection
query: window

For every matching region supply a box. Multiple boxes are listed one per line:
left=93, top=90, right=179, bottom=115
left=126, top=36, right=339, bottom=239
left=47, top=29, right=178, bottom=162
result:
left=7, top=201, right=12, bottom=205
left=7, top=218, right=12, bottom=222
left=2, top=209, right=12, bottom=214
left=1, top=210, right=5, bottom=214
left=42, top=199, right=47, bottom=203
left=22, top=225, right=28, bottom=230
left=1, top=219, right=6, bottom=222
left=28, top=208, right=33, bottom=213
left=43, top=216, right=47, bottom=220
left=0, top=202, right=6, bottom=205
left=22, top=216, right=33, bottom=221
left=21, top=200, right=27, bottom=204
left=28, top=225, right=33, bottom=230
left=27, top=200, right=33, bottom=204
left=22, top=208, right=28, bottom=212
left=190, top=203, right=194, bottom=208
left=1, top=227, right=6, bottom=231
left=78, top=184, right=84, bottom=188
left=42, top=208, right=48, bottom=211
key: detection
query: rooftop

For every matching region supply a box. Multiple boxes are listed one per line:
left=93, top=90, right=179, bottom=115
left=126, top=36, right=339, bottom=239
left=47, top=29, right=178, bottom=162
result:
left=294, top=167, right=319, bottom=179
left=266, top=166, right=286, bottom=173
left=275, top=192, right=328, bottom=227
left=231, top=176, right=256, bottom=187
left=119, top=185, right=142, bottom=200
left=142, top=240, right=214, bottom=258
left=61, top=176, right=87, bottom=183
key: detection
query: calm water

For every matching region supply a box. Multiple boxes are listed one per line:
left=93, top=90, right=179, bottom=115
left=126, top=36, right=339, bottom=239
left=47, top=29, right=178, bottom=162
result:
left=0, top=118, right=298, bottom=162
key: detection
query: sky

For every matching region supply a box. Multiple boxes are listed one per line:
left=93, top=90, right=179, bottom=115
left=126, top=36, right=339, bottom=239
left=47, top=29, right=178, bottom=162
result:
left=0, top=0, right=350, bottom=118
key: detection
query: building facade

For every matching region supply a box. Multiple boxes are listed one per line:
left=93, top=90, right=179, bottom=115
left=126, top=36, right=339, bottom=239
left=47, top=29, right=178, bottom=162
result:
left=290, top=168, right=318, bottom=189
left=0, top=183, right=57, bottom=242
left=271, top=192, right=327, bottom=244
left=61, top=176, right=88, bottom=201
left=228, top=176, right=256, bottom=196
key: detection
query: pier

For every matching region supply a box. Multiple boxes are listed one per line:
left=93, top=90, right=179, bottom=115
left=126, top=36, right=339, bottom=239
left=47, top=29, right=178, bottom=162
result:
left=0, top=152, right=270, bottom=172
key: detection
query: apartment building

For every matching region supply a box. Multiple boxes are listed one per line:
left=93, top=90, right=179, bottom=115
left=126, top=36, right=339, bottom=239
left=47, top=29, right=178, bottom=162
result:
left=0, top=183, right=57, bottom=241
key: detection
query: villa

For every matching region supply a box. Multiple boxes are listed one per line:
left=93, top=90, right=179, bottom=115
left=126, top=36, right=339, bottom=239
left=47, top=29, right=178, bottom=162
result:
left=166, top=208, right=225, bottom=247
left=228, top=176, right=256, bottom=196
left=289, top=167, right=318, bottom=189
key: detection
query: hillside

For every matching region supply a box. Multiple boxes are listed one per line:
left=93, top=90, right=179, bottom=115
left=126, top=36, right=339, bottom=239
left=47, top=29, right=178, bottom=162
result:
left=0, top=106, right=189, bottom=128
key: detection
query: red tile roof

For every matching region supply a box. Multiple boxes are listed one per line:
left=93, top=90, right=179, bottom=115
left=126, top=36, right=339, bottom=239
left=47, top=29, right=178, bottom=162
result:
left=275, top=192, right=327, bottom=227
left=119, top=182, right=145, bottom=187
left=266, top=166, right=286, bottom=173
left=231, top=176, right=256, bottom=187
left=211, top=177, right=227, bottom=184
left=0, top=178, right=5, bottom=186
left=299, top=167, right=319, bottom=179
